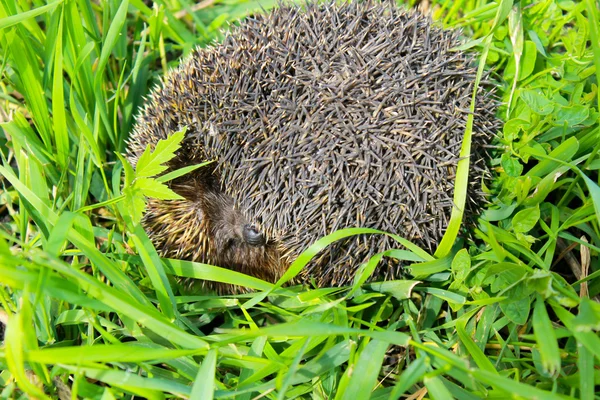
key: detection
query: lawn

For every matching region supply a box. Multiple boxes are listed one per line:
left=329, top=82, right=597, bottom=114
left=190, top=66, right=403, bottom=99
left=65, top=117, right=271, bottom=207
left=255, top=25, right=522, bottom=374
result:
left=0, top=0, right=599, bottom=398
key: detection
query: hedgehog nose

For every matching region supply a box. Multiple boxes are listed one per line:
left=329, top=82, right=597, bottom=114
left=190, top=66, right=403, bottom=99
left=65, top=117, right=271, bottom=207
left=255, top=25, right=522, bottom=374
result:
left=243, top=224, right=265, bottom=246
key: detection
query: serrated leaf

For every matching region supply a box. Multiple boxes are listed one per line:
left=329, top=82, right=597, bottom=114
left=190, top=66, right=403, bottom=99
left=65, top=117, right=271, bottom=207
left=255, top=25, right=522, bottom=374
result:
left=135, top=178, right=184, bottom=200
left=124, top=186, right=147, bottom=226
left=135, top=129, right=186, bottom=178
left=117, top=153, right=136, bottom=188
left=156, top=160, right=214, bottom=183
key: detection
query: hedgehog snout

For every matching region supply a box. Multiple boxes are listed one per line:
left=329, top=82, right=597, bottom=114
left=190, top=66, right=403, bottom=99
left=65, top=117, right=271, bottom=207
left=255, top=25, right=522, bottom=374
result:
left=243, top=224, right=265, bottom=247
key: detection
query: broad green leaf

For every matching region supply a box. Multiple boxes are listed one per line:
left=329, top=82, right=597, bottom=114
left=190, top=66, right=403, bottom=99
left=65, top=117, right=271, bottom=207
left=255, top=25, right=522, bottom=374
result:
left=451, top=249, right=471, bottom=283
left=512, top=206, right=540, bottom=233
left=555, top=105, right=589, bottom=126
left=480, top=202, right=518, bottom=221
left=528, top=29, right=548, bottom=57
left=503, top=118, right=530, bottom=141
left=505, top=41, right=537, bottom=81
left=501, top=153, right=523, bottom=177
left=520, top=89, right=554, bottom=115
left=363, top=280, right=420, bottom=300
left=500, top=295, right=530, bottom=325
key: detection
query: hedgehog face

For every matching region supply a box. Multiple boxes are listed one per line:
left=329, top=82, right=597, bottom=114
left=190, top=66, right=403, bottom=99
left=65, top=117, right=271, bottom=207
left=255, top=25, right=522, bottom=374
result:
left=206, top=192, right=271, bottom=271
left=140, top=182, right=286, bottom=293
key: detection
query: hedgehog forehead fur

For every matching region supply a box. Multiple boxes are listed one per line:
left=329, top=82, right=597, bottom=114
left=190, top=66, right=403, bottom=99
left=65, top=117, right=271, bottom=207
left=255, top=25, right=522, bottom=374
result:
left=128, top=0, right=499, bottom=291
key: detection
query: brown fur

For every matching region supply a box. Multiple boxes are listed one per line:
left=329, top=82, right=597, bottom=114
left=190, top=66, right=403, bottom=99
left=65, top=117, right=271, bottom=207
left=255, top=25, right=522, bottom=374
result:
left=141, top=170, right=287, bottom=294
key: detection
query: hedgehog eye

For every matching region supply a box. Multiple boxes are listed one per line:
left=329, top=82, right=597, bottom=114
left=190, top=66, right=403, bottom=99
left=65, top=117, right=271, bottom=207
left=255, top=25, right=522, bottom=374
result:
left=243, top=224, right=265, bottom=247
left=225, top=237, right=239, bottom=249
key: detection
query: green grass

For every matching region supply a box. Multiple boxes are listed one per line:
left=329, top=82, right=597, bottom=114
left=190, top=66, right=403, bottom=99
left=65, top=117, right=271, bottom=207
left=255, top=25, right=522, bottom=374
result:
left=1, top=0, right=599, bottom=398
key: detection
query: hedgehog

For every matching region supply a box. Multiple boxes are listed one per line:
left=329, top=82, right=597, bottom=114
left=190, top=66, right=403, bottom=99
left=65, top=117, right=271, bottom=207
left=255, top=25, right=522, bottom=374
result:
left=127, top=0, right=499, bottom=293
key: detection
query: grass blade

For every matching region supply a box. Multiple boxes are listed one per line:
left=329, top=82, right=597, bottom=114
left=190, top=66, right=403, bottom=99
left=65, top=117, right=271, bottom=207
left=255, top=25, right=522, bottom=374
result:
left=191, top=349, right=217, bottom=400
left=130, top=224, right=177, bottom=320
left=51, top=5, right=69, bottom=169
left=434, top=34, right=492, bottom=258
left=456, top=321, right=498, bottom=374
left=27, top=344, right=200, bottom=364
left=424, top=375, right=453, bottom=400
left=532, top=295, right=561, bottom=376
left=342, top=339, right=389, bottom=400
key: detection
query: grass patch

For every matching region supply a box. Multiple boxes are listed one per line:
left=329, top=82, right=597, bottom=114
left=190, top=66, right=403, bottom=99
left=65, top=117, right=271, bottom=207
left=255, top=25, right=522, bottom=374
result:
left=1, top=0, right=599, bottom=398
